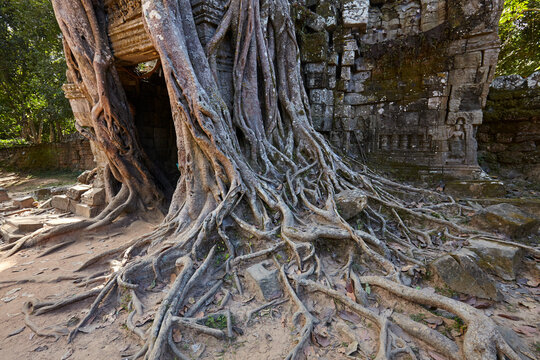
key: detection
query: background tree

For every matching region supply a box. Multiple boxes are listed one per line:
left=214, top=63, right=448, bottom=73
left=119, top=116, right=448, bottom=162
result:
left=497, top=0, right=540, bottom=76
left=0, top=0, right=74, bottom=144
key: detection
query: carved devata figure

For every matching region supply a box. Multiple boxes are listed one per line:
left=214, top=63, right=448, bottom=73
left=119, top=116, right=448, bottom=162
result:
left=7, top=1, right=532, bottom=359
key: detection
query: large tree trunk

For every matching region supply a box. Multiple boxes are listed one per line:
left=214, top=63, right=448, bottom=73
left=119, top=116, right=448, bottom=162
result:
left=14, top=1, right=530, bottom=359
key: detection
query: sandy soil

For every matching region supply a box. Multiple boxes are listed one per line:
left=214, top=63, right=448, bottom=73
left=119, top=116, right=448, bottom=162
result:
left=0, top=171, right=538, bottom=360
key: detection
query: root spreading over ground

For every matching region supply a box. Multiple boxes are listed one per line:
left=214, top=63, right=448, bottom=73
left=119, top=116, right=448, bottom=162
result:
left=3, top=0, right=538, bottom=359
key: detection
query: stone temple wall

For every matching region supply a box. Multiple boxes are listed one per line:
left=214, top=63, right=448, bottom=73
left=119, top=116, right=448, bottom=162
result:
left=0, top=137, right=96, bottom=171
left=64, top=0, right=504, bottom=180
left=296, top=0, right=503, bottom=178
left=478, top=73, right=540, bottom=181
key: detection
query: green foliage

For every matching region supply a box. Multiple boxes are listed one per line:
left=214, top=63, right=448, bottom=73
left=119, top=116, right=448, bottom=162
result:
left=0, top=0, right=75, bottom=144
left=205, top=315, right=228, bottom=329
left=497, top=0, right=540, bottom=76
left=410, top=313, right=426, bottom=322
left=0, top=138, right=28, bottom=148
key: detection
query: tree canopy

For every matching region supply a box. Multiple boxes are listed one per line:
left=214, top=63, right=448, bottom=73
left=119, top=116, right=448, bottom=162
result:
left=497, top=0, right=540, bottom=76
left=0, top=0, right=74, bottom=144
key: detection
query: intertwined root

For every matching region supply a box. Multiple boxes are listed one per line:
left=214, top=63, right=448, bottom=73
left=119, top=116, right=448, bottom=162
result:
left=17, top=0, right=537, bottom=359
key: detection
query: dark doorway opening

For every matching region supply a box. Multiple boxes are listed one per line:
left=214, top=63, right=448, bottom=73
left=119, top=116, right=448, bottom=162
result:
left=118, top=62, right=179, bottom=195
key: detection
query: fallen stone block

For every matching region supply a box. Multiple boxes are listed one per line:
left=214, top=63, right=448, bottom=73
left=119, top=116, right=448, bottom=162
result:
left=430, top=249, right=500, bottom=300
left=5, top=217, right=44, bottom=233
left=77, top=170, right=94, bottom=184
left=75, top=203, right=101, bottom=218
left=445, top=180, right=506, bottom=198
left=467, top=240, right=522, bottom=281
left=81, top=187, right=105, bottom=206
left=245, top=261, right=282, bottom=301
left=66, top=184, right=91, bottom=201
left=0, top=188, right=10, bottom=202
left=51, top=195, right=70, bottom=212
left=33, top=188, right=52, bottom=200
left=13, top=196, right=35, bottom=209
left=471, top=203, right=539, bottom=238
left=0, top=224, right=24, bottom=243
left=335, top=189, right=367, bottom=220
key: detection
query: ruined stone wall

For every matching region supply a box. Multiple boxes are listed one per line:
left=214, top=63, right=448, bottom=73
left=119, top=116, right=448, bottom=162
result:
left=65, top=0, right=504, bottom=180
left=0, top=138, right=96, bottom=171
left=478, top=73, right=540, bottom=181
left=296, top=0, right=503, bottom=178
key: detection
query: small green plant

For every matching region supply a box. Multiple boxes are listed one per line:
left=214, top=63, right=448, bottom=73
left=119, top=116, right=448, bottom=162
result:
left=452, top=316, right=467, bottom=333
left=205, top=314, right=228, bottom=329
left=120, top=293, right=132, bottom=311
left=410, top=313, right=426, bottom=322
left=435, top=286, right=458, bottom=298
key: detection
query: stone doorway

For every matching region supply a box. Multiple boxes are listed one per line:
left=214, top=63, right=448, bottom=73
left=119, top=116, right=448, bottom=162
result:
left=119, top=62, right=180, bottom=188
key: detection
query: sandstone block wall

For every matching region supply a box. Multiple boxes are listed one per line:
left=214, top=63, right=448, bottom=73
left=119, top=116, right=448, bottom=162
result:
left=478, top=72, right=540, bottom=180
left=0, top=138, right=96, bottom=171
left=296, top=0, right=503, bottom=178
left=64, top=0, right=504, bottom=180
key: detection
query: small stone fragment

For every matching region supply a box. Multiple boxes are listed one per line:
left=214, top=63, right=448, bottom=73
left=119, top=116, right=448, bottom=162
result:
left=66, top=184, right=91, bottom=201
left=13, top=196, right=35, bottom=209
left=245, top=261, right=282, bottom=301
left=335, top=189, right=367, bottom=220
left=0, top=187, right=10, bottom=202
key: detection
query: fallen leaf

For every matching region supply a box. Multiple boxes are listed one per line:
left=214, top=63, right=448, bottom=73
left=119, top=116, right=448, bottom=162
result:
left=172, top=328, right=182, bottom=343
left=473, top=299, right=492, bottom=309
left=526, top=279, right=539, bottom=288
left=345, top=279, right=354, bottom=293
left=338, top=310, right=362, bottom=324
left=497, top=313, right=522, bottom=321
left=513, top=325, right=537, bottom=337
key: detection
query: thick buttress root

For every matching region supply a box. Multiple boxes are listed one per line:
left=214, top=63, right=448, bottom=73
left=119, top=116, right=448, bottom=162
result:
left=19, top=0, right=538, bottom=359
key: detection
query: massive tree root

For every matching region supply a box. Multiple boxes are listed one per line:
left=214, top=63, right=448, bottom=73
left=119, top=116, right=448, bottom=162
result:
left=9, top=0, right=538, bottom=359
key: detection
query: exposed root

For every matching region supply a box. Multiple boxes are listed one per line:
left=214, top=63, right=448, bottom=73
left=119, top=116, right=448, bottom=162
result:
left=280, top=266, right=318, bottom=360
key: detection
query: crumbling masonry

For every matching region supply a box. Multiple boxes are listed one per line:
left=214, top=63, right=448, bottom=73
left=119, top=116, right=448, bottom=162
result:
left=63, top=0, right=503, bottom=179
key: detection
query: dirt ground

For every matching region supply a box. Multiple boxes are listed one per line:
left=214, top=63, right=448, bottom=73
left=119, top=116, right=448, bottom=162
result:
left=0, top=171, right=539, bottom=360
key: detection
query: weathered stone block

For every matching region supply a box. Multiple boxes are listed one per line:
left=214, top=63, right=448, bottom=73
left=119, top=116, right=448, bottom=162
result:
left=13, top=196, right=35, bottom=209
left=454, top=51, right=482, bottom=69
left=245, top=261, right=282, bottom=301
left=444, top=180, right=506, bottom=198
left=66, top=184, right=91, bottom=201
left=471, top=203, right=540, bottom=238
left=81, top=187, right=105, bottom=206
left=310, top=89, right=334, bottom=105
left=77, top=170, right=93, bottom=184
left=342, top=0, right=369, bottom=30
left=0, top=188, right=9, bottom=202
left=300, top=32, right=328, bottom=63
left=467, top=240, right=522, bottom=280
left=51, top=195, right=70, bottom=212
left=5, top=217, right=43, bottom=233
left=430, top=250, right=500, bottom=300
left=335, top=189, right=367, bottom=220
left=75, top=203, right=101, bottom=218
left=342, top=50, right=355, bottom=66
